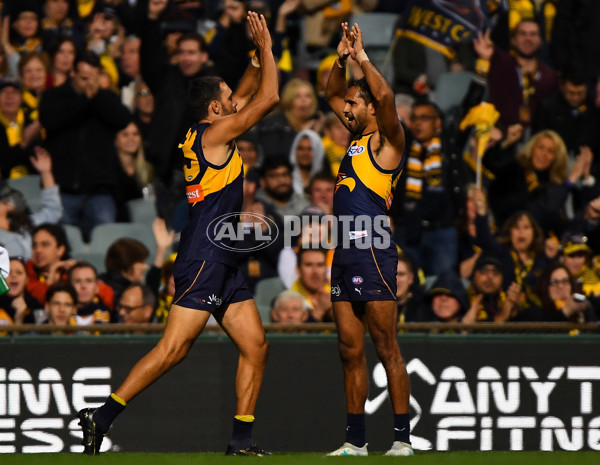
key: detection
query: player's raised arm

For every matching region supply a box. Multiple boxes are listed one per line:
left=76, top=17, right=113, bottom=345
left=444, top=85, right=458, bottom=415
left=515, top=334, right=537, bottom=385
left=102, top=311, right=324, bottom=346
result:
left=204, top=12, right=279, bottom=145
left=325, top=22, right=353, bottom=130
left=350, top=23, right=404, bottom=160
left=231, top=50, right=261, bottom=111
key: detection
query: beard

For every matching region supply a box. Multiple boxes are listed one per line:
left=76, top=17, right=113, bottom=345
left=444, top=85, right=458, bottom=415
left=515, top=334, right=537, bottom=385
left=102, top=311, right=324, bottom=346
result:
left=268, top=187, right=293, bottom=202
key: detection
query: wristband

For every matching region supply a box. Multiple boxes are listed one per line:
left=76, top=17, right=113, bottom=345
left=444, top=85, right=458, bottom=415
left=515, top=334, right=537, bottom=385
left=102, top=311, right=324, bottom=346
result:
left=356, top=49, right=369, bottom=65
left=251, top=56, right=260, bottom=68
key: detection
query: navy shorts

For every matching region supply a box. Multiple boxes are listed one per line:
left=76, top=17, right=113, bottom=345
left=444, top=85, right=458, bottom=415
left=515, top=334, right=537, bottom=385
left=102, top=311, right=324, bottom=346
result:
left=331, top=245, right=397, bottom=302
left=172, top=260, right=253, bottom=313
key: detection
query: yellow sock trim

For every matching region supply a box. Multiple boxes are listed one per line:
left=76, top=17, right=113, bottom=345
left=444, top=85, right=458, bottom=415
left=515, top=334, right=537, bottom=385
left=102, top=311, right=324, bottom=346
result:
left=111, top=393, right=127, bottom=406
left=235, top=415, right=255, bottom=423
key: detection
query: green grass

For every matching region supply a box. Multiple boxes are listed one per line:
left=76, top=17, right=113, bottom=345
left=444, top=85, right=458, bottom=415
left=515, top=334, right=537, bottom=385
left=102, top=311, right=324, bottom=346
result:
left=0, top=452, right=598, bottom=465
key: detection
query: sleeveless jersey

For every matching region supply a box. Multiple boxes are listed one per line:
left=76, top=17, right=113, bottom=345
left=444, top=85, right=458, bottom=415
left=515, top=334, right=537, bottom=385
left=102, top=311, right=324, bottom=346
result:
left=176, top=122, right=244, bottom=266
left=333, top=132, right=403, bottom=246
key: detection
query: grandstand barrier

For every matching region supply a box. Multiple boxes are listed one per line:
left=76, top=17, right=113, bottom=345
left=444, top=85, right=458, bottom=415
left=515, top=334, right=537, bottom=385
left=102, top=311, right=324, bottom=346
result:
left=1, top=330, right=599, bottom=453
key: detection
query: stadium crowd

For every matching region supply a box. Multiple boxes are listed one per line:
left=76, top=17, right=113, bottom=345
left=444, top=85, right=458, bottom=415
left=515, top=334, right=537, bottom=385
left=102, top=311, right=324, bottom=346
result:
left=0, top=0, right=599, bottom=331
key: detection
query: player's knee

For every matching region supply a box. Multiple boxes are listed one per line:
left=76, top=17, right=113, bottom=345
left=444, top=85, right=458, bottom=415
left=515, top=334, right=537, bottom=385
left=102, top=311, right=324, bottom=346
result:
left=338, top=341, right=364, bottom=364
left=159, top=339, right=191, bottom=367
left=373, top=336, right=400, bottom=361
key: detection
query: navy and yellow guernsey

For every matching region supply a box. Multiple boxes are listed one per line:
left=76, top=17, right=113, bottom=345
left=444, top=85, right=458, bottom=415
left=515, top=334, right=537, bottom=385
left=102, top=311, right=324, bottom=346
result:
left=333, top=132, right=404, bottom=248
left=177, top=122, right=244, bottom=266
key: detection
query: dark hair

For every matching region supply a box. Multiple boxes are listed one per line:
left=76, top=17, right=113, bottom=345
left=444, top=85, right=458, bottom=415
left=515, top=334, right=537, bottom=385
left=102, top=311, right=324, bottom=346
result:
left=46, top=36, right=77, bottom=63
left=308, top=171, right=335, bottom=192
left=348, top=78, right=374, bottom=106
left=562, top=66, right=588, bottom=87
left=46, top=282, right=77, bottom=304
left=32, top=223, right=70, bottom=259
left=177, top=32, right=207, bottom=52
left=537, top=263, right=577, bottom=312
left=511, top=18, right=540, bottom=38
left=122, top=283, right=156, bottom=309
left=259, top=157, right=292, bottom=177
left=297, top=247, right=326, bottom=265
left=498, top=211, right=544, bottom=255
left=188, top=75, right=224, bottom=121
left=104, top=238, right=149, bottom=274
left=68, top=261, right=98, bottom=281
left=412, top=100, right=444, bottom=120
left=75, top=50, right=101, bottom=69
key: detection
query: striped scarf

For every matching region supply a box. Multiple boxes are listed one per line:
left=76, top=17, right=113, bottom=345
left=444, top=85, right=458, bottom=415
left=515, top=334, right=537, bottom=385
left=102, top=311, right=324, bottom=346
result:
left=0, top=108, right=25, bottom=146
left=405, top=137, right=443, bottom=200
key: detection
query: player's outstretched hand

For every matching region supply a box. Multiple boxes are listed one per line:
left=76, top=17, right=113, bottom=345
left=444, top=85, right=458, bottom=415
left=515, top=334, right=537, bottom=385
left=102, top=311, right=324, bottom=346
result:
left=247, top=11, right=272, bottom=52
left=349, top=23, right=364, bottom=61
left=337, top=22, right=353, bottom=61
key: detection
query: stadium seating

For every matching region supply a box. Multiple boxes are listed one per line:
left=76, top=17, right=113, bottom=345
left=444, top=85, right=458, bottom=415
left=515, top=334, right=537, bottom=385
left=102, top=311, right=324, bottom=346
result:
left=254, top=277, right=286, bottom=323
left=126, top=198, right=158, bottom=225
left=433, top=71, right=476, bottom=115
left=349, top=12, right=400, bottom=82
left=89, top=222, right=157, bottom=260
left=7, top=175, right=42, bottom=212
left=64, top=224, right=88, bottom=255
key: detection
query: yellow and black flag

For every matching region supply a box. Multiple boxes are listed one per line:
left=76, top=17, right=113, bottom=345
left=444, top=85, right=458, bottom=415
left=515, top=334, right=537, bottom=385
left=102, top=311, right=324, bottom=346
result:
left=397, top=0, right=507, bottom=59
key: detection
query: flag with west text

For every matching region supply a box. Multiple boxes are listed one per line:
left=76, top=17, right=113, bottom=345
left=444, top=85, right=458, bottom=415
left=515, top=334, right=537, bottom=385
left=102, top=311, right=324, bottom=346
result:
left=397, top=0, right=507, bottom=59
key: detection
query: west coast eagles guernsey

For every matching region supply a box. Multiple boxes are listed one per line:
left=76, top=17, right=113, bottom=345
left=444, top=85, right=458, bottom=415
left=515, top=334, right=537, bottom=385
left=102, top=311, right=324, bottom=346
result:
left=176, top=122, right=244, bottom=266
left=333, top=132, right=404, bottom=247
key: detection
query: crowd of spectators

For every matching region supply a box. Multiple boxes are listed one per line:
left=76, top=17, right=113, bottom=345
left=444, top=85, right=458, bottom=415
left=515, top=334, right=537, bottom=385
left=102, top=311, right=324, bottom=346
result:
left=0, top=0, right=599, bottom=332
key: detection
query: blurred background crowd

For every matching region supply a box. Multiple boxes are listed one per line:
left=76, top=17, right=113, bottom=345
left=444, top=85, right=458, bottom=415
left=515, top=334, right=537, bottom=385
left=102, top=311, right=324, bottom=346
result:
left=0, top=0, right=599, bottom=331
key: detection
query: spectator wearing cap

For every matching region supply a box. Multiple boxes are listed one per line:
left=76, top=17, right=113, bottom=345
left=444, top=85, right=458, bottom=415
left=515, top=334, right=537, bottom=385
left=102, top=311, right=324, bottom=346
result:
left=464, top=255, right=520, bottom=323
left=256, top=158, right=309, bottom=226
left=0, top=78, right=38, bottom=178
left=424, top=271, right=470, bottom=323
left=3, top=1, right=43, bottom=58
left=39, top=51, right=131, bottom=241
left=560, top=234, right=600, bottom=299
left=139, top=0, right=215, bottom=225
left=0, top=146, right=63, bottom=259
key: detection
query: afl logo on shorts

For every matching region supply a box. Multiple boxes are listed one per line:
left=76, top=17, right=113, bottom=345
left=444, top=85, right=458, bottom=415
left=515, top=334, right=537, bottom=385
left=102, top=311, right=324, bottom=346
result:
left=347, top=146, right=365, bottom=157
left=352, top=276, right=364, bottom=285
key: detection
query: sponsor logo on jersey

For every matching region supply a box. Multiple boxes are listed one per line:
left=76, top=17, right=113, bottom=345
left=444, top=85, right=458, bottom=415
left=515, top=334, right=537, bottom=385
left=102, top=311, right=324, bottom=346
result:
left=347, top=145, right=365, bottom=157
left=186, top=184, right=204, bottom=203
